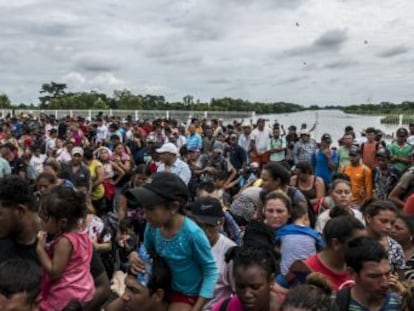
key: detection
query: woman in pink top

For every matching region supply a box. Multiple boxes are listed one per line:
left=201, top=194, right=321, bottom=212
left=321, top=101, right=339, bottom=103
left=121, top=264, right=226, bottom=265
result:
left=212, top=246, right=281, bottom=311
left=36, top=187, right=95, bottom=311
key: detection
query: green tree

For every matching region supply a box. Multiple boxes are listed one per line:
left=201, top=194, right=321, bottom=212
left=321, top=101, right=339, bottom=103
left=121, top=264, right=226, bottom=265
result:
left=0, top=93, right=11, bottom=108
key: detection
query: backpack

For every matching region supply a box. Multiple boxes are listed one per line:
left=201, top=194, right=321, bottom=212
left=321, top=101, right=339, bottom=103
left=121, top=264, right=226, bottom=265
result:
left=219, top=296, right=232, bottom=311
left=335, top=287, right=351, bottom=311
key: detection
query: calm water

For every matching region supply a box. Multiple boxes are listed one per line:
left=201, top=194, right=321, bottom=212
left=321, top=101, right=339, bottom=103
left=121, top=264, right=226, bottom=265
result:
left=256, top=110, right=401, bottom=145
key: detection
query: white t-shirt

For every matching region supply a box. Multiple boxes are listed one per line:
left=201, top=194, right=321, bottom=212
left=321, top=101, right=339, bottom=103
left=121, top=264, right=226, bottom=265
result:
left=315, top=208, right=366, bottom=234
left=203, top=234, right=236, bottom=311
left=407, top=135, right=414, bottom=146
left=251, top=128, right=272, bottom=155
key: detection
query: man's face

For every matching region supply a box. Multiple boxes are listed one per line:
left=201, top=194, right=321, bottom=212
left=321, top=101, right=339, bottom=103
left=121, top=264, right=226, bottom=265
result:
left=366, top=132, right=376, bottom=142
left=121, top=275, right=154, bottom=311
left=0, top=292, right=37, bottom=311
left=243, top=127, right=251, bottom=135
left=189, top=125, right=196, bottom=134
left=353, top=259, right=391, bottom=301
left=349, top=154, right=360, bottom=165
left=72, top=153, right=82, bottom=165
left=0, top=203, right=19, bottom=239
left=343, top=135, right=353, bottom=147
left=159, top=152, right=175, bottom=165
left=257, top=121, right=265, bottom=130
left=193, top=216, right=221, bottom=246
left=376, top=156, right=388, bottom=169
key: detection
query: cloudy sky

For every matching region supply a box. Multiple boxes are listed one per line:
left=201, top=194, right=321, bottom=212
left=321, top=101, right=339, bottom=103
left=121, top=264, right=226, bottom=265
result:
left=1, top=0, right=413, bottom=106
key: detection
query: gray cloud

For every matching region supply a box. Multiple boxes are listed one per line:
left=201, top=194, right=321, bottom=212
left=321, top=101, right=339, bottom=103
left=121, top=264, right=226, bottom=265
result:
left=75, top=54, right=119, bottom=72
left=207, top=79, right=232, bottom=85
left=324, top=59, right=358, bottom=69
left=287, top=29, right=348, bottom=56
left=276, top=76, right=308, bottom=85
left=314, top=30, right=348, bottom=49
left=0, top=0, right=414, bottom=107
left=377, top=45, right=410, bottom=58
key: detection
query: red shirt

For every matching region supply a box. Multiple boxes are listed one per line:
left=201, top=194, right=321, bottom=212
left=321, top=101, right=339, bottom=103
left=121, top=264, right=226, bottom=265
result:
left=305, top=254, right=353, bottom=291
left=404, top=193, right=414, bottom=215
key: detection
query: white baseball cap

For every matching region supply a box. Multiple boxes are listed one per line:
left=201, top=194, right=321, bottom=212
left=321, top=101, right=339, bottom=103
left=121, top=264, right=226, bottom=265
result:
left=156, top=143, right=179, bottom=155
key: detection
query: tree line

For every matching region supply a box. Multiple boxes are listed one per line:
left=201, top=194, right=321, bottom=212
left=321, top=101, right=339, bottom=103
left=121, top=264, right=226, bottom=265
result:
left=0, top=81, right=304, bottom=114
left=1, top=82, right=413, bottom=114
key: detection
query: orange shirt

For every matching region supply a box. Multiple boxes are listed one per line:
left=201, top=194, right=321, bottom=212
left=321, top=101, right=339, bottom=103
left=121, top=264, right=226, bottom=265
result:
left=342, top=163, right=373, bottom=205
left=361, top=142, right=377, bottom=169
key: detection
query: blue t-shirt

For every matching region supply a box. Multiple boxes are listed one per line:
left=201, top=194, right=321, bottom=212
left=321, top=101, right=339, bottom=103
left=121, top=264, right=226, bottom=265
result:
left=311, top=149, right=339, bottom=185
left=144, top=217, right=218, bottom=298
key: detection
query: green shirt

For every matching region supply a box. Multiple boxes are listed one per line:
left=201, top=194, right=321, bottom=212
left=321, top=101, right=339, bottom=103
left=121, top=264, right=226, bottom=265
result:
left=338, top=146, right=350, bottom=171
left=388, top=141, right=412, bottom=172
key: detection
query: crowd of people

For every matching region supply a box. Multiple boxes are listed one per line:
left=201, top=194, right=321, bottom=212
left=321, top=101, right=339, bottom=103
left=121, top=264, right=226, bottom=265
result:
left=2, top=112, right=414, bottom=310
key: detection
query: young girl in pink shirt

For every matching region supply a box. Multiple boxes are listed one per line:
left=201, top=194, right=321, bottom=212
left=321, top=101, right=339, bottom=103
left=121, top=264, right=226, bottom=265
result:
left=36, top=187, right=95, bottom=311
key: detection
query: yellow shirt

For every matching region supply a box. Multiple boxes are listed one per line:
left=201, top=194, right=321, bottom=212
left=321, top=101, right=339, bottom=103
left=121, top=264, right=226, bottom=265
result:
left=89, top=160, right=105, bottom=201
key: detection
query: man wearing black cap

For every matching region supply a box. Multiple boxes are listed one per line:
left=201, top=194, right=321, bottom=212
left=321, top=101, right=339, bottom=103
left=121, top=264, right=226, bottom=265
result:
left=311, top=134, right=338, bottom=186
left=127, top=172, right=218, bottom=311
left=342, top=145, right=373, bottom=206
left=191, top=197, right=236, bottom=311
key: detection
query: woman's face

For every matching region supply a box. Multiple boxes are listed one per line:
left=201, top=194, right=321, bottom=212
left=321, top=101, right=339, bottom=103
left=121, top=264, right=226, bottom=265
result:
left=260, top=169, right=279, bottom=193
left=295, top=169, right=309, bottom=182
left=235, top=264, right=271, bottom=311
left=368, top=210, right=397, bottom=237
left=100, top=150, right=110, bottom=161
left=37, top=178, right=55, bottom=196
left=391, top=217, right=411, bottom=245
left=264, top=198, right=290, bottom=229
left=330, top=182, right=352, bottom=208
left=115, top=144, right=124, bottom=155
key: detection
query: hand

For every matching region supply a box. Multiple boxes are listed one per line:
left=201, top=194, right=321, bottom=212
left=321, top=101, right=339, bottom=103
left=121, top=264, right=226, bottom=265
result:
left=129, top=251, right=145, bottom=274
left=388, top=273, right=406, bottom=294
left=36, top=230, right=47, bottom=252
left=322, top=148, right=332, bottom=158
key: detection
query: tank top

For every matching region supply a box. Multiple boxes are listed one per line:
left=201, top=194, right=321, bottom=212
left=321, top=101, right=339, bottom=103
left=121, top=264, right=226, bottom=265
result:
left=39, top=231, right=95, bottom=311
left=296, top=176, right=317, bottom=201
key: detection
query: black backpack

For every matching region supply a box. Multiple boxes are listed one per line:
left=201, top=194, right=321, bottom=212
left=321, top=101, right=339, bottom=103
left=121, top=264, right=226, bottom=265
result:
left=335, top=287, right=351, bottom=311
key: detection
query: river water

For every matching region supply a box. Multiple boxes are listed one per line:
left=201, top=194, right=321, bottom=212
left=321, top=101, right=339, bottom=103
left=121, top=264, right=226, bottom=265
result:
left=256, top=110, right=401, bottom=145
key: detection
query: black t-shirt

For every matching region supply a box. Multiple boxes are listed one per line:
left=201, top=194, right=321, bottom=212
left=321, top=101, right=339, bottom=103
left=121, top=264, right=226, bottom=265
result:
left=0, top=237, right=105, bottom=279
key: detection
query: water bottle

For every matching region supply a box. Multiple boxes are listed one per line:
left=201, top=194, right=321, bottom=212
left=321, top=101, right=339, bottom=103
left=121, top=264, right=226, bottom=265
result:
left=137, top=244, right=152, bottom=286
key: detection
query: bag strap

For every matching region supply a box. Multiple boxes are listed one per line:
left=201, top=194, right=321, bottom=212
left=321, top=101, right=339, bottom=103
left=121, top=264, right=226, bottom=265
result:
left=219, top=296, right=232, bottom=311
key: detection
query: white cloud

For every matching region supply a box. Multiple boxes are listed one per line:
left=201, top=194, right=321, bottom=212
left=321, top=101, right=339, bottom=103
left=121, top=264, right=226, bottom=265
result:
left=0, top=0, right=414, bottom=106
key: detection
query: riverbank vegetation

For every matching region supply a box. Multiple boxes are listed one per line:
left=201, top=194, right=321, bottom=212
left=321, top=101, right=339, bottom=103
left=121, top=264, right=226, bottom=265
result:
left=1, top=82, right=413, bottom=119
left=0, top=81, right=303, bottom=114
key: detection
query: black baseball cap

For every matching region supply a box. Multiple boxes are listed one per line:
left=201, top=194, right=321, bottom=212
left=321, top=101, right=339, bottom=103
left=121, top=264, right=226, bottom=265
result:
left=321, top=133, right=332, bottom=143
left=125, top=172, right=189, bottom=207
left=349, top=145, right=361, bottom=156
left=191, top=197, right=224, bottom=226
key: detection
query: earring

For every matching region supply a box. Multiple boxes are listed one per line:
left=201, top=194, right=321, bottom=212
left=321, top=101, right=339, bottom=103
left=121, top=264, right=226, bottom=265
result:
left=410, top=236, right=413, bottom=242
left=171, top=210, right=175, bottom=215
